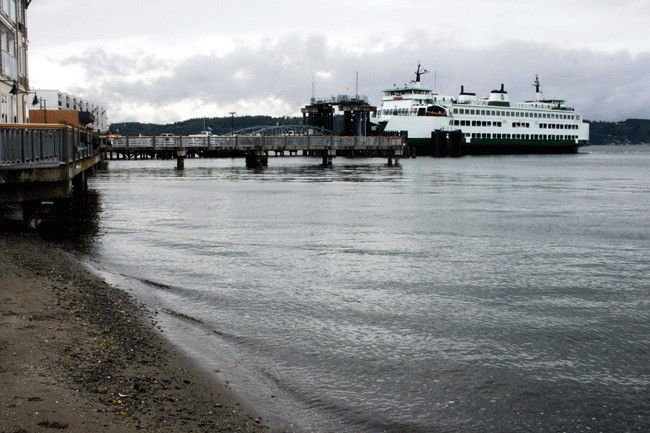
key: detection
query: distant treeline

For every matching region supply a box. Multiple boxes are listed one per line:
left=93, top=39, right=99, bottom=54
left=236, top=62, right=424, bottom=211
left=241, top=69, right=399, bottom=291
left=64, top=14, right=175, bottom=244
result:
left=109, top=116, right=302, bottom=137
left=109, top=117, right=650, bottom=145
left=589, top=119, right=650, bottom=145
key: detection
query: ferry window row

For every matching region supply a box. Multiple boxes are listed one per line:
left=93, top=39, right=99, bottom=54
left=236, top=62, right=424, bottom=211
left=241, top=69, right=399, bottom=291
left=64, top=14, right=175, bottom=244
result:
left=467, top=133, right=579, bottom=141
left=540, top=123, right=579, bottom=130
left=453, top=108, right=575, bottom=120
left=378, top=108, right=421, bottom=116
left=453, top=120, right=503, bottom=127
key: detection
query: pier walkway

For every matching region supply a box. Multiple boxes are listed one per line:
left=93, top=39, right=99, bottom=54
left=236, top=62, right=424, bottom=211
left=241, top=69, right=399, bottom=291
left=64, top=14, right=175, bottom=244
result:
left=0, top=124, right=106, bottom=221
left=108, top=134, right=406, bottom=168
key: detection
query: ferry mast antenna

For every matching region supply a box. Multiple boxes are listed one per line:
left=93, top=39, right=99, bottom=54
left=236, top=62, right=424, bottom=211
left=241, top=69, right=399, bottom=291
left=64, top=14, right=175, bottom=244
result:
left=414, top=62, right=429, bottom=83
left=355, top=71, right=359, bottom=99
left=533, top=74, right=541, bottom=93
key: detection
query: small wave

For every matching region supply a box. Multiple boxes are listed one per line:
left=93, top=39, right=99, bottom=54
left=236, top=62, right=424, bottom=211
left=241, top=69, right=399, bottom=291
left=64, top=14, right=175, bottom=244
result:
left=161, top=308, right=205, bottom=325
left=141, top=278, right=174, bottom=290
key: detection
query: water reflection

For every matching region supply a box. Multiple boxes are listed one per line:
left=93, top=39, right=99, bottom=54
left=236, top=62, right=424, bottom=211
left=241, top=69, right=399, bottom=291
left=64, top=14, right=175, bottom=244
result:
left=57, top=148, right=650, bottom=432
left=0, top=188, right=103, bottom=254
left=101, top=158, right=404, bottom=184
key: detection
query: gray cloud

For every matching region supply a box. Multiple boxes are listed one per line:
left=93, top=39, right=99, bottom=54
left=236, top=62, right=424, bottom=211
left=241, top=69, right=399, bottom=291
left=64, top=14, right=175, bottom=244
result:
left=61, top=36, right=650, bottom=123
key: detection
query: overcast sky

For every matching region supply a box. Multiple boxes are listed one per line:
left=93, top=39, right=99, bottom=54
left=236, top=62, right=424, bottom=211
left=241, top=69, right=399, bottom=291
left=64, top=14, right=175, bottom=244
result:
left=28, top=0, right=650, bottom=124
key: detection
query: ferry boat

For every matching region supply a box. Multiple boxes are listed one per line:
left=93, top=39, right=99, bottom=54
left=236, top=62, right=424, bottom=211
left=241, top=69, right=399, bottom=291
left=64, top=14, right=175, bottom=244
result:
left=370, top=64, right=590, bottom=155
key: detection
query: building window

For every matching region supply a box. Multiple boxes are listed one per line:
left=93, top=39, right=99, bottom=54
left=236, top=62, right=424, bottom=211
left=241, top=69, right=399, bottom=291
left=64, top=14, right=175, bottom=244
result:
left=1, top=24, right=17, bottom=80
left=1, top=0, right=16, bottom=23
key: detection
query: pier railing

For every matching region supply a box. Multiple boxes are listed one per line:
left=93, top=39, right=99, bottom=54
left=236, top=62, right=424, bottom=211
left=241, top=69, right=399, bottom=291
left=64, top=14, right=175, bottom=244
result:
left=1, top=124, right=107, bottom=205
left=109, top=134, right=403, bottom=150
left=0, top=124, right=105, bottom=166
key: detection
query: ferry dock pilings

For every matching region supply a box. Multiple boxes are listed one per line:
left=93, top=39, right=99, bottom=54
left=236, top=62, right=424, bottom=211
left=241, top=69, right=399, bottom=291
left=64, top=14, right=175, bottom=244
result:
left=106, top=134, right=406, bottom=168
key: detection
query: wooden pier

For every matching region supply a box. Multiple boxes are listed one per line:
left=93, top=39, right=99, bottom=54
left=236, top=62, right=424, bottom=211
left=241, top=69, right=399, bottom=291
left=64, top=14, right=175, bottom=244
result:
left=107, top=134, right=406, bottom=168
left=0, top=124, right=106, bottom=222
left=1, top=129, right=404, bottom=225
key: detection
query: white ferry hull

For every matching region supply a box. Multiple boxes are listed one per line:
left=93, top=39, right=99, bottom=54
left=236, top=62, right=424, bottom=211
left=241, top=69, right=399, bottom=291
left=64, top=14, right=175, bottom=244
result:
left=371, top=67, right=589, bottom=156
left=376, top=114, right=589, bottom=155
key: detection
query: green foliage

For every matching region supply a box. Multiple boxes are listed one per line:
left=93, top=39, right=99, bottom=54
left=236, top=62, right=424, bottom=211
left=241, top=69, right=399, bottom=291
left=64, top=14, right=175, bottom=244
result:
left=589, top=119, right=650, bottom=145
left=109, top=116, right=302, bottom=136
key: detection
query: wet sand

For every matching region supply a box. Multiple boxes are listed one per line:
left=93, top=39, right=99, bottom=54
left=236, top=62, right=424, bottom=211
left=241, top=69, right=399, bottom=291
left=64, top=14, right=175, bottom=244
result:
left=0, top=232, right=278, bottom=432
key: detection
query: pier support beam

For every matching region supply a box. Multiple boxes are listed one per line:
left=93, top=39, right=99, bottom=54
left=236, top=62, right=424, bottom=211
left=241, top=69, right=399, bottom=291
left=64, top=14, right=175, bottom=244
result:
left=21, top=200, right=40, bottom=228
left=72, top=171, right=88, bottom=197
left=302, top=104, right=335, bottom=131
left=176, top=149, right=186, bottom=170
left=322, top=148, right=336, bottom=167
left=388, top=148, right=403, bottom=166
left=432, top=130, right=464, bottom=158
left=245, top=149, right=268, bottom=168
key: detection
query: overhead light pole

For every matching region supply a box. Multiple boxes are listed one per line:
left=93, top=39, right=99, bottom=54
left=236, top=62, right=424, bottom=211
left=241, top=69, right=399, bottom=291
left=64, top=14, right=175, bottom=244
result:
left=229, top=111, right=236, bottom=135
left=8, top=80, right=29, bottom=122
left=31, top=92, right=47, bottom=123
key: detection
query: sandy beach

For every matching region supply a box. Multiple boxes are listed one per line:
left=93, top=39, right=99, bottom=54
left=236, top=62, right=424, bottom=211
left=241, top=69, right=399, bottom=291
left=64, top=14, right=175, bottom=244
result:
left=0, top=231, right=277, bottom=433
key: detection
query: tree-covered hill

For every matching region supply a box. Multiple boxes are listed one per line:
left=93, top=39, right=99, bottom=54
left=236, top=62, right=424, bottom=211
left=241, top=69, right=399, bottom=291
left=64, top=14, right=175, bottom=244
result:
left=110, top=115, right=302, bottom=136
left=589, top=119, right=650, bottom=145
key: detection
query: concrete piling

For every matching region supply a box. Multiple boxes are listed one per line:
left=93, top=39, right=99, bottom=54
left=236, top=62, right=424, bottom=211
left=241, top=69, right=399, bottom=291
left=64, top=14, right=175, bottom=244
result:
left=176, top=149, right=186, bottom=170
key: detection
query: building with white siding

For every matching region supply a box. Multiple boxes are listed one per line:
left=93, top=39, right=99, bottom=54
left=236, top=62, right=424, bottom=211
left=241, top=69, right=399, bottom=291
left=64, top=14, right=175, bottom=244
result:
left=30, top=89, right=109, bottom=133
left=1, top=2, right=108, bottom=132
left=0, top=0, right=28, bottom=123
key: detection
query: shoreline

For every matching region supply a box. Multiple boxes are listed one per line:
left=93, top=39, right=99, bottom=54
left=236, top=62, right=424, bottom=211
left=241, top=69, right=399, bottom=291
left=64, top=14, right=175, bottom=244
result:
left=0, top=231, right=279, bottom=432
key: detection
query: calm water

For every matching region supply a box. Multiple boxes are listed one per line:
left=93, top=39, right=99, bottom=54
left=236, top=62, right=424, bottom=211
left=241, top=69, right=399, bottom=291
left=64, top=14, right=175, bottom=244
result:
left=73, top=146, right=648, bottom=432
